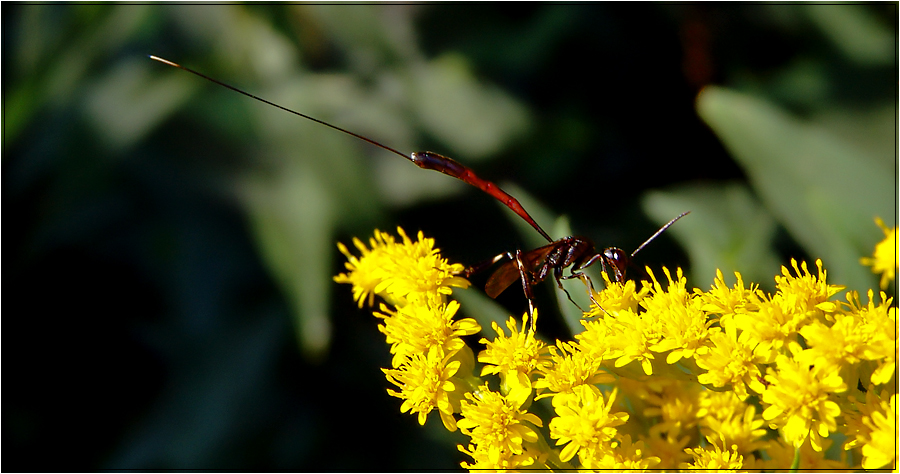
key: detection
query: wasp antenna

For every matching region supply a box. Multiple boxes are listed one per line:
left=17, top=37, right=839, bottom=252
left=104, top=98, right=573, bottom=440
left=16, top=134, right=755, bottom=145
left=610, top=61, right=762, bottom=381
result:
left=149, top=55, right=179, bottom=68
left=147, top=55, right=411, bottom=161
left=631, top=211, right=690, bottom=258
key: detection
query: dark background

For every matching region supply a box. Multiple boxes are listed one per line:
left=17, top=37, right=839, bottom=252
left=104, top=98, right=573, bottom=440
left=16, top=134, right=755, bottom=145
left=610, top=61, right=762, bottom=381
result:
left=4, top=4, right=896, bottom=471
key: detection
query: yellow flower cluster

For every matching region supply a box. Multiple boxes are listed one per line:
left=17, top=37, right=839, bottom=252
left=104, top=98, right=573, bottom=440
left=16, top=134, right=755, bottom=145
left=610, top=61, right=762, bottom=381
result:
left=861, top=217, right=898, bottom=290
left=335, top=228, right=477, bottom=431
left=335, top=220, right=897, bottom=471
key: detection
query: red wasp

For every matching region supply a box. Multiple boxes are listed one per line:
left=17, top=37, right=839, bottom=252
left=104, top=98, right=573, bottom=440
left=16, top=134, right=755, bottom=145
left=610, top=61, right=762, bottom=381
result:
left=150, top=56, right=688, bottom=316
left=462, top=212, right=688, bottom=316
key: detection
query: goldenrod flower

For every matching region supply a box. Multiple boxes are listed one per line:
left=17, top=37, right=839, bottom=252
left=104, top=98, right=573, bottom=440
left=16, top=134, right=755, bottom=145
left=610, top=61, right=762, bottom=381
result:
left=860, top=217, right=898, bottom=289
left=586, top=434, right=660, bottom=470
left=584, top=272, right=649, bottom=316
left=640, top=378, right=702, bottom=441
left=797, top=307, right=868, bottom=380
left=549, top=385, right=629, bottom=464
left=534, top=340, right=614, bottom=399
left=334, top=227, right=469, bottom=307
left=638, top=432, right=692, bottom=469
left=679, top=443, right=743, bottom=471
left=860, top=394, right=896, bottom=469
left=376, top=295, right=480, bottom=368
left=844, top=385, right=881, bottom=452
left=761, top=352, right=847, bottom=451
left=734, top=260, right=843, bottom=363
left=845, top=389, right=897, bottom=470
left=457, top=442, right=541, bottom=472
left=456, top=384, right=544, bottom=470
left=774, top=259, right=844, bottom=318
left=695, top=319, right=765, bottom=400
left=478, top=312, right=549, bottom=403
left=847, top=290, right=897, bottom=386
left=643, top=267, right=715, bottom=364
left=697, top=391, right=768, bottom=455
left=383, top=345, right=466, bottom=431
left=696, top=389, right=743, bottom=421
left=585, top=267, right=719, bottom=378
left=335, top=226, right=896, bottom=472
left=572, top=318, right=614, bottom=361
left=695, top=269, right=759, bottom=320
left=761, top=437, right=848, bottom=471
left=733, top=293, right=800, bottom=363
left=605, top=308, right=657, bottom=375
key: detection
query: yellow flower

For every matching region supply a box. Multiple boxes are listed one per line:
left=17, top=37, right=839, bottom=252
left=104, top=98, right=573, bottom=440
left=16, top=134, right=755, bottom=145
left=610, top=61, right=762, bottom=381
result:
left=457, top=442, right=541, bottom=472
left=847, top=290, right=897, bottom=386
left=860, top=217, right=898, bottom=289
left=679, top=443, right=743, bottom=471
left=761, top=437, right=848, bottom=471
left=605, top=308, right=657, bottom=375
left=572, top=317, right=614, bottom=361
left=732, top=260, right=844, bottom=362
left=478, top=312, right=549, bottom=403
left=858, top=392, right=896, bottom=470
left=733, top=292, right=805, bottom=363
left=642, top=267, right=715, bottom=364
left=586, top=434, right=660, bottom=470
left=334, top=227, right=469, bottom=307
left=584, top=271, right=650, bottom=316
left=549, top=385, right=629, bottom=465
left=696, top=390, right=744, bottom=421
left=843, top=385, right=881, bottom=453
left=641, top=378, right=702, bottom=440
left=456, top=384, right=544, bottom=470
left=638, top=432, right=692, bottom=469
left=383, top=345, right=466, bottom=431
left=534, top=341, right=614, bottom=400
left=581, top=266, right=720, bottom=378
left=695, top=269, right=759, bottom=321
left=761, top=352, right=847, bottom=451
left=796, top=308, right=868, bottom=378
left=639, top=266, right=691, bottom=314
left=376, top=296, right=480, bottom=368
left=774, top=259, right=844, bottom=318
left=697, top=391, right=769, bottom=455
left=695, top=319, right=765, bottom=400
left=336, top=226, right=896, bottom=472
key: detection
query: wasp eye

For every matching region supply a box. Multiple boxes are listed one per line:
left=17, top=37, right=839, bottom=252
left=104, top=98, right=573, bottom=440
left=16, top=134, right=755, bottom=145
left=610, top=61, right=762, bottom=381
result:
left=604, top=248, right=626, bottom=262
left=602, top=247, right=630, bottom=282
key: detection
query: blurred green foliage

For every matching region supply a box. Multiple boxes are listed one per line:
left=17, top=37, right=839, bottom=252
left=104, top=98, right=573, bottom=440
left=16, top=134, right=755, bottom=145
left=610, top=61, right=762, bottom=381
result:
left=4, top=3, right=895, bottom=471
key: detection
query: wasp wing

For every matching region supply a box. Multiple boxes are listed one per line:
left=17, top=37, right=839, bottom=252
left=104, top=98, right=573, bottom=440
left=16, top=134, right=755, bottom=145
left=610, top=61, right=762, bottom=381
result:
left=484, top=243, right=560, bottom=298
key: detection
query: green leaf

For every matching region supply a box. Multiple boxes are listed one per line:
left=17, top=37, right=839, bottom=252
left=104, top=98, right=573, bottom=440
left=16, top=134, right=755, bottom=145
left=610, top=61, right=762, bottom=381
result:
left=696, top=86, right=891, bottom=293
left=409, top=53, right=532, bottom=160
left=239, top=159, right=337, bottom=360
left=803, top=4, right=895, bottom=66
left=643, top=183, right=781, bottom=290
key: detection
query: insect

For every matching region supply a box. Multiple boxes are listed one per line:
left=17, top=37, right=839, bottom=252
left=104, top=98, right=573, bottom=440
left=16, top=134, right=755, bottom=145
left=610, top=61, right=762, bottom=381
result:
left=462, top=212, right=689, bottom=317
left=149, top=55, right=688, bottom=317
